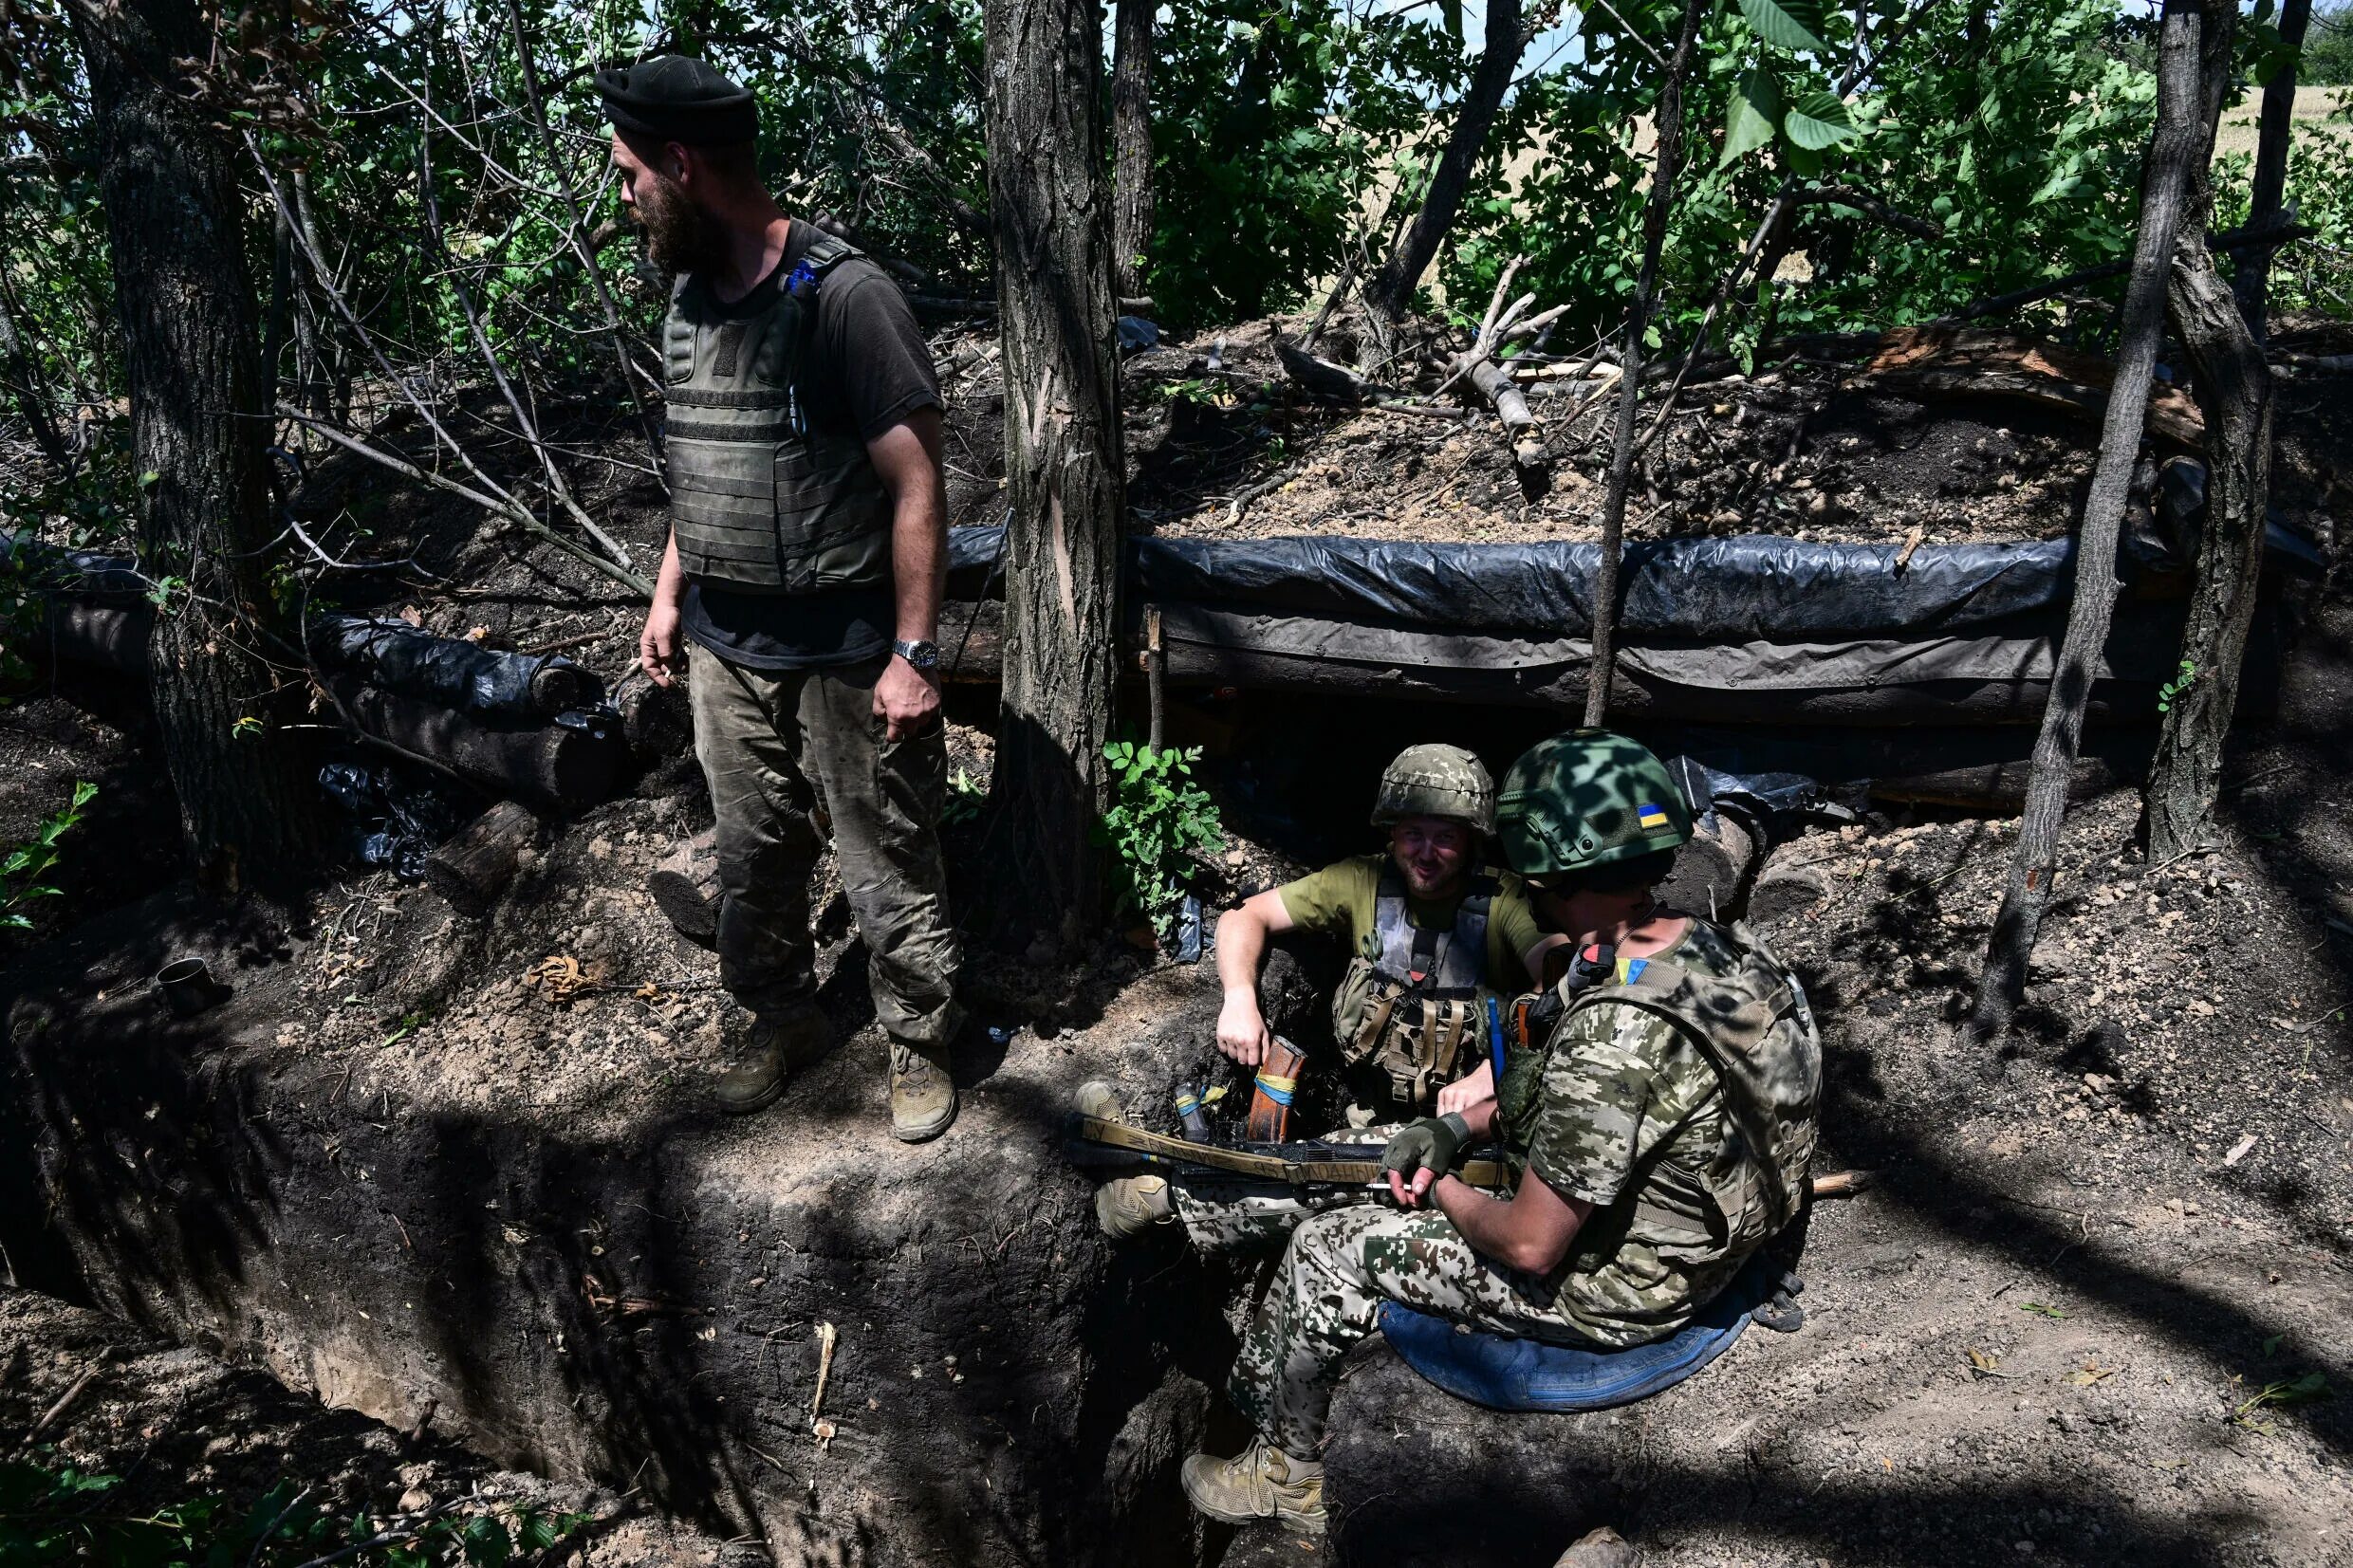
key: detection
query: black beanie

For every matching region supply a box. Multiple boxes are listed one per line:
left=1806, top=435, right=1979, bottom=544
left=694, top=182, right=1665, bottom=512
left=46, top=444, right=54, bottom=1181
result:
left=594, top=55, right=757, bottom=147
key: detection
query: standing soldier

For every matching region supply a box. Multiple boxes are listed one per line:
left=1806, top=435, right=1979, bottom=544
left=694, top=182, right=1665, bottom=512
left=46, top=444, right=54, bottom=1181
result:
left=598, top=57, right=961, bottom=1141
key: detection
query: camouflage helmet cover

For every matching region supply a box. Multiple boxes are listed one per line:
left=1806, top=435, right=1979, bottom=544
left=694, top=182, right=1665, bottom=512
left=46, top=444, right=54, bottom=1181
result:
left=1371, top=744, right=1496, bottom=836
left=1493, top=729, right=1692, bottom=878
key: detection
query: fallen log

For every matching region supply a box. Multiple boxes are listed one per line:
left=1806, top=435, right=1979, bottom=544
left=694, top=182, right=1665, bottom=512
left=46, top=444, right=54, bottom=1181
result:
left=423, top=799, right=546, bottom=918
left=1658, top=809, right=1760, bottom=921
left=619, top=678, right=693, bottom=763
left=307, top=615, right=604, bottom=723
left=323, top=671, right=625, bottom=814
left=1861, top=325, right=2206, bottom=448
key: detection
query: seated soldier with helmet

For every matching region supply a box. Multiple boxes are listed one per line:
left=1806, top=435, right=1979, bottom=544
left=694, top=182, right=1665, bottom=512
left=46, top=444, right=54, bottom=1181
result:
left=1217, top=742, right=1565, bottom=1113
left=1145, top=729, right=1824, bottom=1532
left=1090, top=743, right=1564, bottom=1239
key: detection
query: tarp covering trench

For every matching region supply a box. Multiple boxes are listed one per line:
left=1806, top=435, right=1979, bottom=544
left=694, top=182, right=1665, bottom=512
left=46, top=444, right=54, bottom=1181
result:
left=941, top=526, right=2287, bottom=725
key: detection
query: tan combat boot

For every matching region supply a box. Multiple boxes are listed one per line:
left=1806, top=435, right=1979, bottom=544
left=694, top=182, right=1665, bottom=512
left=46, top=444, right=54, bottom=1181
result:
left=888, top=1036, right=957, bottom=1143
left=1073, top=1081, right=1177, bottom=1237
left=715, top=1005, right=827, bottom=1116
left=1180, top=1437, right=1326, bottom=1531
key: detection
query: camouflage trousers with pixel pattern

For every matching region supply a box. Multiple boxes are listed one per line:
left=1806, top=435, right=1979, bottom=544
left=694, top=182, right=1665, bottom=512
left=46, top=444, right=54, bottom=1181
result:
left=1166, top=1136, right=1600, bottom=1457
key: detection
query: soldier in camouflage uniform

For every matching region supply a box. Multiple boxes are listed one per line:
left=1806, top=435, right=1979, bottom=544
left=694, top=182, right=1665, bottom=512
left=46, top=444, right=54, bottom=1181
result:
left=1174, top=729, right=1824, bottom=1533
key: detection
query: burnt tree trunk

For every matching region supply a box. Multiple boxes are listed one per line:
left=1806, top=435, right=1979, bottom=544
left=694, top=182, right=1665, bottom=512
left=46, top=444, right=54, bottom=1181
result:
left=1964, top=0, right=2207, bottom=1058
left=71, top=0, right=324, bottom=889
left=1584, top=0, right=1708, bottom=727
left=2147, top=0, right=2273, bottom=861
left=1362, top=0, right=1530, bottom=335
left=1111, top=0, right=1155, bottom=304
left=982, top=0, right=1123, bottom=947
left=2232, top=0, right=2311, bottom=341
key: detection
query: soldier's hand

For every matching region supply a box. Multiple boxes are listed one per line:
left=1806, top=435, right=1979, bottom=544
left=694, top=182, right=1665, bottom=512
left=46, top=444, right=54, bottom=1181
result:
left=1436, top=1061, right=1495, bottom=1119
left=639, top=600, right=682, bottom=688
left=1381, top=1113, right=1469, bottom=1208
left=1215, top=990, right=1270, bottom=1065
left=874, top=655, right=941, bottom=743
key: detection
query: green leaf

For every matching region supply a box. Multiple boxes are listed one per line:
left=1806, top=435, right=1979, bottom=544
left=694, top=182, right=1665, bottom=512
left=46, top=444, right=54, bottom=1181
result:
left=1721, top=68, right=1784, bottom=166
left=462, top=1513, right=513, bottom=1567
left=1738, top=0, right=1830, bottom=55
left=1784, top=142, right=1824, bottom=178
left=1784, top=89, right=1860, bottom=150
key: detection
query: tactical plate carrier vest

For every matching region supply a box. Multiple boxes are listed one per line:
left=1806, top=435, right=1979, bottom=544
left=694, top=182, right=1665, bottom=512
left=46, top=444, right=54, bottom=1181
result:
left=1508, top=921, right=1821, bottom=1248
left=661, top=235, right=892, bottom=594
left=1331, top=867, right=1496, bottom=1111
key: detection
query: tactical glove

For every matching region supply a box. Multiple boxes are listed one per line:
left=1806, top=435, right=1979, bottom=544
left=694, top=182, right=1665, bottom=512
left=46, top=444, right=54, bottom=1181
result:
left=1380, top=1113, right=1471, bottom=1185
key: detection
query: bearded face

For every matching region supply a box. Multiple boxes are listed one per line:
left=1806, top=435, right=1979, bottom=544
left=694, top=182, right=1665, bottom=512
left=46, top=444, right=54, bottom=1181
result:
left=631, top=163, right=729, bottom=279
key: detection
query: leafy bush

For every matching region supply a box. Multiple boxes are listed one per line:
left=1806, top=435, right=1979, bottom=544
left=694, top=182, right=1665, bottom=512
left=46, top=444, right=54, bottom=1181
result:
left=1095, top=739, right=1223, bottom=943
left=2, top=779, right=96, bottom=932
left=0, top=1453, right=589, bottom=1567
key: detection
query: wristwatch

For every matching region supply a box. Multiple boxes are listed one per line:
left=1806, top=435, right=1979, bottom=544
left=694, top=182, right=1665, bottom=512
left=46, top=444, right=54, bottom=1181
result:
left=892, top=637, right=942, bottom=671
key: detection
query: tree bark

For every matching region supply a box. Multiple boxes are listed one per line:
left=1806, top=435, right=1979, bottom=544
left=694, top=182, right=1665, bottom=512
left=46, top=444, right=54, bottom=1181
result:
left=2147, top=0, right=2274, bottom=861
left=1584, top=0, right=1708, bottom=727
left=70, top=0, right=324, bottom=890
left=1112, top=0, right=1156, bottom=304
left=1362, top=0, right=1531, bottom=332
left=2233, top=0, right=2311, bottom=341
left=1963, top=0, right=2207, bottom=1059
left=982, top=0, right=1123, bottom=947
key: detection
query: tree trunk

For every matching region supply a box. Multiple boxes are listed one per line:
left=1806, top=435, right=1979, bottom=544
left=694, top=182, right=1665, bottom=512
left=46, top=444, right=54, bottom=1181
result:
left=2233, top=0, right=2311, bottom=341
left=982, top=0, right=1123, bottom=948
left=2147, top=0, right=2274, bottom=861
left=71, top=0, right=324, bottom=891
left=1963, top=0, right=2207, bottom=1059
left=1362, top=0, right=1530, bottom=332
left=1584, top=0, right=1709, bottom=727
left=1112, top=0, right=1156, bottom=304
left=0, top=278, right=71, bottom=470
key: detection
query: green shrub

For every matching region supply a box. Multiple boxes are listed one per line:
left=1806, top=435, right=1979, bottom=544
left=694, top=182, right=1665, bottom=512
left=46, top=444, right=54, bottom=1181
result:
left=1095, top=739, right=1223, bottom=943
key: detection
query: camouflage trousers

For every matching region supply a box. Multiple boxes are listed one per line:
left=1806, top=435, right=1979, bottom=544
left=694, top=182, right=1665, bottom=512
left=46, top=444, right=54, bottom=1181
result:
left=1165, top=1134, right=1599, bottom=1457
left=687, top=649, right=961, bottom=1046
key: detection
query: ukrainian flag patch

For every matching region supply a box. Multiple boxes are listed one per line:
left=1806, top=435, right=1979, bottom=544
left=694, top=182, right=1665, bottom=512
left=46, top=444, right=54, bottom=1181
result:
left=1637, top=802, right=1671, bottom=830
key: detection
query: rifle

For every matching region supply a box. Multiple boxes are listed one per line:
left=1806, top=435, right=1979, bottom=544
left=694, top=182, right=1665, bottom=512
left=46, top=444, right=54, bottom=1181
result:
left=1065, top=1114, right=1514, bottom=1190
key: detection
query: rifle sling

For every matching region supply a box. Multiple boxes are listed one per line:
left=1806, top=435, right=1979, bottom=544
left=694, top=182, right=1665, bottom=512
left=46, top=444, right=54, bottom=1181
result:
left=1069, top=1116, right=1511, bottom=1190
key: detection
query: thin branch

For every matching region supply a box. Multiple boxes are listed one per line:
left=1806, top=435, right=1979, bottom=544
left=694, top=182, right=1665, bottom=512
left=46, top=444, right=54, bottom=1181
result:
left=415, top=88, right=638, bottom=570
left=497, top=0, right=669, bottom=477
left=281, top=410, right=653, bottom=596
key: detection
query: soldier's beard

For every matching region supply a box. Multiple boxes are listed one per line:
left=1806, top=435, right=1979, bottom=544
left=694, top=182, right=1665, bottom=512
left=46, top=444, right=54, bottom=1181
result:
left=634, top=170, right=730, bottom=279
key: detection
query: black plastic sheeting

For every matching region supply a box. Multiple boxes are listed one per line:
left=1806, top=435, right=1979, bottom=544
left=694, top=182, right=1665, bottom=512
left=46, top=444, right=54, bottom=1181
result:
left=945, top=526, right=2225, bottom=642
left=317, top=759, right=470, bottom=880
left=0, top=536, right=152, bottom=605
left=305, top=615, right=600, bottom=723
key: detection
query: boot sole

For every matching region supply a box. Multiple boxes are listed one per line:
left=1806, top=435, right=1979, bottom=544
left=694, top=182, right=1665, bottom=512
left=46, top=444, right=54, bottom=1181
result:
left=717, top=1078, right=787, bottom=1116
left=1179, top=1474, right=1326, bottom=1533
left=648, top=872, right=718, bottom=950
left=891, top=1096, right=957, bottom=1143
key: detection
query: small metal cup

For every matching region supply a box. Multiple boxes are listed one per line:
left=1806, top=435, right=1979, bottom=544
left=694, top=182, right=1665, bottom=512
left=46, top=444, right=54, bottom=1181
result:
left=156, top=956, right=227, bottom=1018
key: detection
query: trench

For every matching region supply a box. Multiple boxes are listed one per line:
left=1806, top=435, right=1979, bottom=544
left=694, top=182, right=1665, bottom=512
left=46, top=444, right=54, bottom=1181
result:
left=0, top=515, right=2323, bottom=1566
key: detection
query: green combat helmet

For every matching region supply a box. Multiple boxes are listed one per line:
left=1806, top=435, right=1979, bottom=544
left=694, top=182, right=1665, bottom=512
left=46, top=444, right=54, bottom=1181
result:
left=1371, top=744, right=1495, bottom=836
left=1493, top=729, right=1692, bottom=878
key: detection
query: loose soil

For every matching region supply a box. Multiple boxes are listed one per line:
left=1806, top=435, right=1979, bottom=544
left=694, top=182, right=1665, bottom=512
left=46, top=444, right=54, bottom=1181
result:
left=0, top=1286, right=731, bottom=1565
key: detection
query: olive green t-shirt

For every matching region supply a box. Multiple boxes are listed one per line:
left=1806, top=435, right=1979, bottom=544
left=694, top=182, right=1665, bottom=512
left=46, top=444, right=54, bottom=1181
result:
left=1274, top=854, right=1546, bottom=989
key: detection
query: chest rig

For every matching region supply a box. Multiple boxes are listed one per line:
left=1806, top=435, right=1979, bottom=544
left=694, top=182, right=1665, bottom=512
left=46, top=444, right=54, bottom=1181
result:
left=1331, top=867, right=1496, bottom=1111
left=660, top=234, right=892, bottom=595
left=1498, top=922, right=1822, bottom=1245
